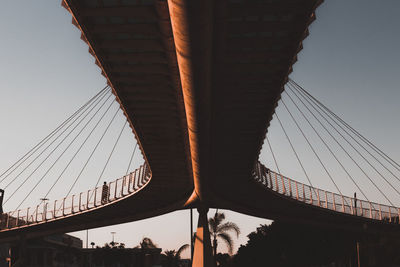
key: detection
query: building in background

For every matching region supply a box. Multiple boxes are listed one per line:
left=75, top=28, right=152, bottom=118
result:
left=81, top=246, right=162, bottom=267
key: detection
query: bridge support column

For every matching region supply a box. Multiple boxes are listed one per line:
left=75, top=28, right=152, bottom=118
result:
left=192, top=207, right=216, bottom=267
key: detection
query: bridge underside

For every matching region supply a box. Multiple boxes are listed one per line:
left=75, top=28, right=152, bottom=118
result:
left=2, top=0, right=399, bottom=244
left=62, top=0, right=321, bottom=202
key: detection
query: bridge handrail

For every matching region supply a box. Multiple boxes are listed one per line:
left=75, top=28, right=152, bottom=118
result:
left=0, top=163, right=151, bottom=230
left=254, top=162, right=400, bottom=224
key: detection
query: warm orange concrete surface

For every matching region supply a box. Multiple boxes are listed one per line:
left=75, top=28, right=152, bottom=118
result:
left=192, top=208, right=216, bottom=267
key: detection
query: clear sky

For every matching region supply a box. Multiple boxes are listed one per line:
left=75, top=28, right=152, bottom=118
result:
left=0, top=0, right=399, bottom=259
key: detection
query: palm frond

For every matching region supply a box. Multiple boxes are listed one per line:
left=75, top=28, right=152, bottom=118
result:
left=217, top=222, right=241, bottom=238
left=209, top=217, right=218, bottom=234
left=215, top=212, right=225, bottom=224
left=163, top=250, right=176, bottom=257
left=217, top=232, right=234, bottom=255
left=209, top=212, right=226, bottom=233
left=176, top=244, right=189, bottom=259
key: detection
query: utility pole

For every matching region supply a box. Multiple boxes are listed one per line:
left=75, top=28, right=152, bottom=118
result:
left=190, top=208, right=193, bottom=263
left=354, top=192, right=360, bottom=267
left=111, top=232, right=116, bottom=243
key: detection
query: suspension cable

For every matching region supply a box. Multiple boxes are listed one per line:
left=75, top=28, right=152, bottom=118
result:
left=6, top=90, right=113, bottom=206
left=43, top=95, right=115, bottom=200
left=287, top=83, right=393, bottom=205
left=0, top=86, right=109, bottom=185
left=94, top=120, right=128, bottom=189
left=65, top=105, right=120, bottom=196
left=284, top=88, right=369, bottom=202
left=290, top=79, right=400, bottom=171
left=87, top=120, right=128, bottom=202
left=274, top=112, right=315, bottom=190
left=266, top=136, right=281, bottom=175
left=280, top=96, right=346, bottom=199
left=125, top=143, right=138, bottom=176
left=288, top=85, right=400, bottom=200
left=290, top=81, right=400, bottom=184
left=4, top=88, right=110, bottom=191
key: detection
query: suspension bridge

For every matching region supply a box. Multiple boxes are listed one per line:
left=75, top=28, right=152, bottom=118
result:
left=1, top=0, right=400, bottom=266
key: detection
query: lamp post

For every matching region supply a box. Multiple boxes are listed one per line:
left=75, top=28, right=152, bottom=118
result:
left=111, top=232, right=116, bottom=242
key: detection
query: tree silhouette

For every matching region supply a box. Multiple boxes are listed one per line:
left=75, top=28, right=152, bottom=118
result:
left=162, top=244, right=189, bottom=267
left=233, top=221, right=363, bottom=267
left=139, top=237, right=158, bottom=249
left=209, top=212, right=240, bottom=256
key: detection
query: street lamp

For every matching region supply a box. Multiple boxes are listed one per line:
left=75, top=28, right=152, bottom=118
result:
left=111, top=232, right=116, bottom=243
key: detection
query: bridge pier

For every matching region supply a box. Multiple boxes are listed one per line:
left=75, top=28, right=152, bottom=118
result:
left=192, top=207, right=216, bottom=267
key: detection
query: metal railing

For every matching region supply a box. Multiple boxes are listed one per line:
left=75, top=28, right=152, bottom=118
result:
left=254, top=162, right=400, bottom=224
left=0, top=164, right=151, bottom=231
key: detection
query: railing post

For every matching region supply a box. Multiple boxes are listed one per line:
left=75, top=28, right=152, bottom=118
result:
left=317, top=190, right=320, bottom=207
left=379, top=204, right=382, bottom=220
left=369, top=203, right=373, bottom=219
left=309, top=188, right=313, bottom=204
left=114, top=180, right=118, bottom=199
left=108, top=183, right=112, bottom=202
left=87, top=189, right=90, bottom=209
left=389, top=207, right=392, bottom=223
left=359, top=201, right=363, bottom=217
left=138, top=166, right=142, bottom=187
left=281, top=175, right=286, bottom=195
left=128, top=172, right=133, bottom=193
left=398, top=208, right=400, bottom=224
left=288, top=179, right=292, bottom=196
left=275, top=173, right=279, bottom=193
left=36, top=205, right=39, bottom=222
left=256, top=163, right=261, bottom=182
left=94, top=188, right=97, bottom=207
left=121, top=176, right=125, bottom=196
left=132, top=170, right=137, bottom=190
left=350, top=198, right=354, bottom=215
left=295, top=182, right=299, bottom=200
left=143, top=164, right=148, bottom=184
left=302, top=184, right=305, bottom=202
left=141, top=165, right=146, bottom=186
left=26, top=208, right=30, bottom=224
left=325, top=191, right=328, bottom=208
left=139, top=165, right=144, bottom=186
left=268, top=171, right=273, bottom=189
left=44, top=203, right=48, bottom=221
left=332, top=193, right=336, bottom=211
left=79, top=192, right=82, bottom=212
left=54, top=200, right=57, bottom=218
left=341, top=196, right=345, bottom=213
left=16, top=210, right=20, bottom=227
left=71, top=195, right=75, bottom=214
left=62, top=198, right=66, bottom=216
left=6, top=212, right=10, bottom=229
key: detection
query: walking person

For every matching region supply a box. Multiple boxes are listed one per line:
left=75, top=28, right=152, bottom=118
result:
left=101, top=182, right=109, bottom=205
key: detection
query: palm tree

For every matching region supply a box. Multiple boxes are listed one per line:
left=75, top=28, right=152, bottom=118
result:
left=163, top=244, right=189, bottom=267
left=209, top=212, right=240, bottom=256
left=139, top=237, right=158, bottom=249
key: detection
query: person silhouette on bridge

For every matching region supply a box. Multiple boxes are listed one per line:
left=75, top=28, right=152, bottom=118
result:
left=0, top=189, right=4, bottom=214
left=101, top=182, right=109, bottom=205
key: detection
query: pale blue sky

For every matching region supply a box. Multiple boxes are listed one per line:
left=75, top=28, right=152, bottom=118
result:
left=0, top=0, right=399, bottom=258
